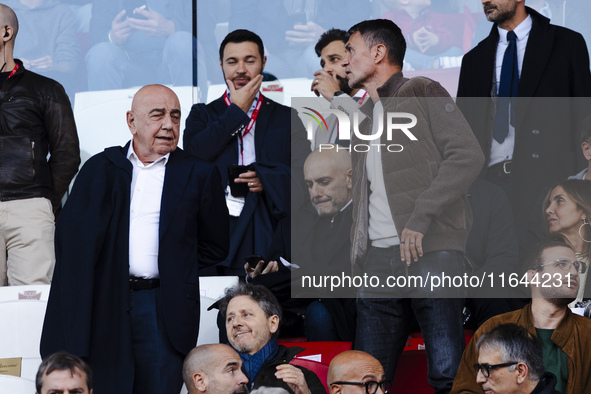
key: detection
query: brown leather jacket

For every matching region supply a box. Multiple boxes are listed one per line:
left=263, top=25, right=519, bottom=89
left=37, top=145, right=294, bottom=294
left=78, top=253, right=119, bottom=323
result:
left=451, top=303, right=591, bottom=394
left=351, top=72, right=484, bottom=267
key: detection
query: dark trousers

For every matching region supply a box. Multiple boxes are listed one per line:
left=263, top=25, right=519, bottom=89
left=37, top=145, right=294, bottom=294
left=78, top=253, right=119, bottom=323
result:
left=128, top=288, right=184, bottom=394
left=355, top=246, right=465, bottom=393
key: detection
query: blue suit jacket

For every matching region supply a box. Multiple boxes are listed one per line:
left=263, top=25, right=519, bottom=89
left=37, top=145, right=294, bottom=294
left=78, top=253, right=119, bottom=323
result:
left=41, top=143, right=229, bottom=394
left=183, top=95, right=310, bottom=270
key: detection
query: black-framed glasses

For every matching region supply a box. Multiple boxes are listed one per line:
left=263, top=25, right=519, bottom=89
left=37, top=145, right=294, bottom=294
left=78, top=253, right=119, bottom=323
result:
left=473, top=362, right=518, bottom=378
left=538, top=258, right=587, bottom=274
left=330, top=380, right=391, bottom=394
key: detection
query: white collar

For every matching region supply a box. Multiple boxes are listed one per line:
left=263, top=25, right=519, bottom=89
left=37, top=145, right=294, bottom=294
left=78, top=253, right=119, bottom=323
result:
left=126, top=139, right=170, bottom=167
left=497, top=14, right=532, bottom=43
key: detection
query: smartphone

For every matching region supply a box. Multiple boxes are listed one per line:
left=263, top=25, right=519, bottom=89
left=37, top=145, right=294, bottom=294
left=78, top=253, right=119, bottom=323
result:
left=244, top=254, right=267, bottom=271
left=227, top=165, right=250, bottom=197
left=124, top=0, right=148, bottom=19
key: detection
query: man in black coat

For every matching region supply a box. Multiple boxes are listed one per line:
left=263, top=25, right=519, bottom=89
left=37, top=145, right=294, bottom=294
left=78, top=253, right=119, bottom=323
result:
left=41, top=85, right=229, bottom=394
left=457, top=0, right=591, bottom=244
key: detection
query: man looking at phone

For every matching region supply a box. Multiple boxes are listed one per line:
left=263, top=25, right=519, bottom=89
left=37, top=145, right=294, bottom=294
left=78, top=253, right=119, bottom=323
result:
left=184, top=29, right=310, bottom=276
left=86, top=0, right=192, bottom=90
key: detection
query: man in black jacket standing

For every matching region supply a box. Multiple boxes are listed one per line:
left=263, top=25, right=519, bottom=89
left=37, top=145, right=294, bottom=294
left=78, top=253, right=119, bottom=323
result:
left=0, top=4, right=80, bottom=286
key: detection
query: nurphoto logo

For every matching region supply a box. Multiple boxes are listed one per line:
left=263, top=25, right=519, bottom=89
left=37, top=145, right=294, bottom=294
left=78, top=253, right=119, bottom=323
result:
left=298, top=99, right=419, bottom=153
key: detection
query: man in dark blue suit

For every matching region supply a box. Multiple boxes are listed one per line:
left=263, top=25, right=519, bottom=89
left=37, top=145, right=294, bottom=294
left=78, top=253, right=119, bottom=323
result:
left=41, top=84, right=230, bottom=394
left=184, top=29, right=310, bottom=276
left=457, top=0, right=591, bottom=244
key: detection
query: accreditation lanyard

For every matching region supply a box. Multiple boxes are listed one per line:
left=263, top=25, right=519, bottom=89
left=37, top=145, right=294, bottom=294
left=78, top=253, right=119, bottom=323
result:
left=223, top=91, right=264, bottom=165
left=358, top=91, right=369, bottom=105
left=0, top=63, right=19, bottom=91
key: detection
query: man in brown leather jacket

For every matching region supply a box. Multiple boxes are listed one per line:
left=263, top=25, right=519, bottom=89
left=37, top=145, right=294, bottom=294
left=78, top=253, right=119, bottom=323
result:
left=0, top=4, right=80, bottom=286
left=451, top=241, right=591, bottom=394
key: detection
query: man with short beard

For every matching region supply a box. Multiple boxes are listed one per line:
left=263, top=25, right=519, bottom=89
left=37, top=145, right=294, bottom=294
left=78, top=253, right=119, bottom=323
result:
left=456, top=0, right=591, bottom=246
left=451, top=241, right=591, bottom=394
left=310, top=28, right=368, bottom=149
left=183, top=29, right=310, bottom=276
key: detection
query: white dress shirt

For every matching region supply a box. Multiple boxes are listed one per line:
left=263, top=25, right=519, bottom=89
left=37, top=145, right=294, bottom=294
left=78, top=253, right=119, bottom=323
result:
left=226, top=90, right=259, bottom=166
left=490, top=15, right=532, bottom=166
left=127, top=142, right=169, bottom=278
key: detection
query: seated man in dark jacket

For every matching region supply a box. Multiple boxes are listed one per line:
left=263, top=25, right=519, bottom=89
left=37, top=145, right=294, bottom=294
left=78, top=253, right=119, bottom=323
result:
left=218, top=283, right=326, bottom=394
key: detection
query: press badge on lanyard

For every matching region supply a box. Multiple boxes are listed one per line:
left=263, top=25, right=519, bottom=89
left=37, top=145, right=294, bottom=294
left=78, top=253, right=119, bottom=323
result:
left=222, top=92, right=264, bottom=216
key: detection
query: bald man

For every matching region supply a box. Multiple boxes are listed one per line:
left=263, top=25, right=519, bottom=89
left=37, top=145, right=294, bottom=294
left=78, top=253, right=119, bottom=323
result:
left=304, top=145, right=352, bottom=218
left=328, top=351, right=389, bottom=394
left=183, top=344, right=248, bottom=394
left=0, top=4, right=79, bottom=286
left=41, top=84, right=230, bottom=394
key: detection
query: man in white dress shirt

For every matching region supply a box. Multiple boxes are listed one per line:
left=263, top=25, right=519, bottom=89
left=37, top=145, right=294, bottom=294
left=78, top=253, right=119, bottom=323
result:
left=41, top=84, right=230, bottom=394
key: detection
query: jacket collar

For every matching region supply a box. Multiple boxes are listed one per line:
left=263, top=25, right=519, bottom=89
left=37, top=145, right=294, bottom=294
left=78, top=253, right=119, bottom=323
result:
left=521, top=302, right=575, bottom=349
left=376, top=71, right=407, bottom=98
left=480, top=7, right=552, bottom=98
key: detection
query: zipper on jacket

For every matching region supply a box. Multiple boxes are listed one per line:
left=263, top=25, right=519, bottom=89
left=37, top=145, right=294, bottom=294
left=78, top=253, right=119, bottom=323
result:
left=31, top=141, right=35, bottom=159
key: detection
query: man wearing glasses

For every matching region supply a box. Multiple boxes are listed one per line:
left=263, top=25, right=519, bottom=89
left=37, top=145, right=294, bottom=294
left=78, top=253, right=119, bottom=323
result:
left=328, top=350, right=389, bottom=394
left=474, top=324, right=560, bottom=394
left=451, top=241, right=591, bottom=394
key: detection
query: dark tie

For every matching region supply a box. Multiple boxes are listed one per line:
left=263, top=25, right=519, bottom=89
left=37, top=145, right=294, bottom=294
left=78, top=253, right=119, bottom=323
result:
left=493, top=30, right=519, bottom=143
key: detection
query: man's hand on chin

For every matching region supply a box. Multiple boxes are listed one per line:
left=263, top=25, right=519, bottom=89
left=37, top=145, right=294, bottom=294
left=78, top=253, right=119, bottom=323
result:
left=227, top=74, right=263, bottom=113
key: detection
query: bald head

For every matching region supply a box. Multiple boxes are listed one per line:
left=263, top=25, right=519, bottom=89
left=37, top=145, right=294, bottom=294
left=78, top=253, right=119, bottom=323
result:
left=127, top=84, right=181, bottom=165
left=130, top=84, right=180, bottom=112
left=0, top=4, right=18, bottom=53
left=328, top=351, right=385, bottom=394
left=183, top=345, right=216, bottom=382
left=305, top=145, right=351, bottom=174
left=183, top=344, right=248, bottom=394
left=304, top=145, right=352, bottom=217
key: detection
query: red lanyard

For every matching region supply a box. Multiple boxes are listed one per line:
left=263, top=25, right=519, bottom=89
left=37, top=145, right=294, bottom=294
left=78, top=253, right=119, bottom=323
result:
left=223, top=91, right=264, bottom=165
left=0, top=63, right=19, bottom=91
left=358, top=91, right=369, bottom=105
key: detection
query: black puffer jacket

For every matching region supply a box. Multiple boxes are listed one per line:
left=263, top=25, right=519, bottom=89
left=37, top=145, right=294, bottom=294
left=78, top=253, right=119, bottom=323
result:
left=0, top=60, right=80, bottom=211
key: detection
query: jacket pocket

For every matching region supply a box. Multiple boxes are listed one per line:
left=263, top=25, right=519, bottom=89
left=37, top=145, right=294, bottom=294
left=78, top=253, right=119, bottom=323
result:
left=0, top=135, right=35, bottom=187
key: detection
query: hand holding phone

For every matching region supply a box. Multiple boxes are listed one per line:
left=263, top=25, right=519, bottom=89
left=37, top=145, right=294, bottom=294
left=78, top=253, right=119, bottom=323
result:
left=244, top=255, right=279, bottom=279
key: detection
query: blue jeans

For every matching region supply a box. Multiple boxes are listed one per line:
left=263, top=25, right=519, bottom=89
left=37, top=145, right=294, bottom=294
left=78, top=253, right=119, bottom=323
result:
left=128, top=288, right=184, bottom=394
left=305, top=301, right=339, bottom=341
left=355, top=246, right=465, bottom=393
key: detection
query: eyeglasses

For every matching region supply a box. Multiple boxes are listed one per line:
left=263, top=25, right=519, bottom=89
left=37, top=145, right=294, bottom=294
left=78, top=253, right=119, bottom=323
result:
left=537, top=258, right=587, bottom=274
left=473, top=362, right=518, bottom=378
left=330, top=380, right=391, bottom=394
